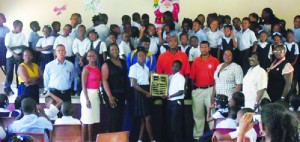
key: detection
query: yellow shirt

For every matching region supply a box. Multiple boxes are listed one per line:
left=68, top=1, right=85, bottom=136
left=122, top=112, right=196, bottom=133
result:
left=18, top=63, right=39, bottom=83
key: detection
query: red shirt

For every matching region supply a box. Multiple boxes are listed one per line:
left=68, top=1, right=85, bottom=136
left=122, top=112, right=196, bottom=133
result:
left=85, top=65, right=101, bottom=89
left=190, top=55, right=219, bottom=87
left=156, top=50, right=190, bottom=75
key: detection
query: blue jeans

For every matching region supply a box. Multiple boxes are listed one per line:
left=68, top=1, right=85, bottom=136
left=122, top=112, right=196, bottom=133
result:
left=5, top=56, right=22, bottom=91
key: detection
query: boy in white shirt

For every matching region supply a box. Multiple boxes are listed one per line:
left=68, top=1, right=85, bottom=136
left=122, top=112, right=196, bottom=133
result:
left=55, top=102, right=81, bottom=125
left=192, top=19, right=207, bottom=44
left=166, top=60, right=185, bottom=142
left=213, top=108, right=257, bottom=142
left=119, top=32, right=132, bottom=59
left=44, top=93, right=63, bottom=120
left=4, top=20, right=28, bottom=95
left=189, top=36, right=201, bottom=62
left=28, top=21, right=40, bottom=50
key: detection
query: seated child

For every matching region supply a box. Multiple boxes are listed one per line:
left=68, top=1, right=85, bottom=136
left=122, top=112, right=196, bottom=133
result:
left=10, top=96, right=22, bottom=117
left=44, top=93, right=63, bottom=120
left=213, top=108, right=257, bottom=142
left=0, top=94, right=10, bottom=117
left=207, top=94, right=229, bottom=123
left=215, top=106, right=240, bottom=129
left=55, top=102, right=81, bottom=125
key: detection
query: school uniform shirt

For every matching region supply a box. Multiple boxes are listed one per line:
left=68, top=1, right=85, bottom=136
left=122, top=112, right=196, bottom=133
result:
left=206, top=29, right=224, bottom=48
left=70, top=24, right=80, bottom=38
left=53, top=35, right=75, bottom=57
left=72, top=38, right=91, bottom=56
left=128, top=63, right=150, bottom=86
left=215, top=118, right=236, bottom=129
left=285, top=42, right=299, bottom=55
left=148, top=36, right=160, bottom=55
left=238, top=28, right=257, bottom=51
left=292, top=28, right=300, bottom=42
left=258, top=41, right=272, bottom=59
left=179, top=44, right=191, bottom=55
left=168, top=72, right=185, bottom=101
left=94, top=24, right=110, bottom=41
left=54, top=116, right=81, bottom=125
left=132, top=21, right=142, bottom=30
left=261, top=24, right=272, bottom=36
left=189, top=46, right=201, bottom=61
left=212, top=109, right=227, bottom=119
left=5, top=31, right=28, bottom=58
left=8, top=114, right=53, bottom=142
left=218, top=36, right=238, bottom=50
left=192, top=29, right=207, bottom=44
left=242, top=65, right=268, bottom=108
left=92, top=39, right=107, bottom=54
left=44, top=104, right=59, bottom=120
left=176, top=30, right=193, bottom=44
left=159, top=43, right=170, bottom=54
left=28, top=31, right=40, bottom=49
left=131, top=37, right=139, bottom=49
left=229, top=127, right=257, bottom=142
left=119, top=41, right=131, bottom=59
left=36, top=36, right=55, bottom=54
left=233, top=28, right=242, bottom=45
left=0, top=25, right=10, bottom=38
left=214, top=62, right=243, bottom=98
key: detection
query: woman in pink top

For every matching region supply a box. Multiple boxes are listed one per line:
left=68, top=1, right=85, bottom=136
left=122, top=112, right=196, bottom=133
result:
left=81, top=50, right=101, bottom=142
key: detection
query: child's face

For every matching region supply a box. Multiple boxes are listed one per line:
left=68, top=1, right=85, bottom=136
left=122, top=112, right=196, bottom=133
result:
left=197, top=16, right=205, bottom=24
left=180, top=35, right=188, bottom=45
left=147, top=26, right=156, bottom=36
left=43, top=27, right=51, bottom=37
left=109, top=35, right=116, bottom=43
left=122, top=33, right=130, bottom=42
left=182, top=23, right=190, bottom=32
left=89, top=33, right=98, bottom=41
left=15, top=25, right=23, bottom=33
left=233, top=19, right=241, bottom=29
left=63, top=26, right=71, bottom=36
left=53, top=24, right=61, bottom=32
left=210, top=21, right=219, bottom=31
left=193, top=22, right=200, bottom=32
left=70, top=15, right=80, bottom=25
left=137, top=51, right=146, bottom=63
left=249, top=15, right=256, bottom=22
left=190, top=37, right=198, bottom=47
left=224, top=18, right=231, bottom=24
left=172, top=62, right=181, bottom=73
left=32, top=23, right=41, bottom=32
left=113, top=27, right=121, bottom=34
left=163, top=25, right=170, bottom=33
left=273, top=36, right=282, bottom=45
left=287, top=32, right=294, bottom=42
left=242, top=20, right=250, bottom=30
left=224, top=27, right=231, bottom=37
left=78, top=27, right=86, bottom=38
left=259, top=33, right=268, bottom=42
left=294, top=18, right=300, bottom=28
left=272, top=24, right=280, bottom=33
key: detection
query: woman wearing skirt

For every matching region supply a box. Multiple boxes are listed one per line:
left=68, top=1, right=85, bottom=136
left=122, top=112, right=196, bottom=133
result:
left=128, top=47, right=155, bottom=142
left=81, top=50, right=101, bottom=142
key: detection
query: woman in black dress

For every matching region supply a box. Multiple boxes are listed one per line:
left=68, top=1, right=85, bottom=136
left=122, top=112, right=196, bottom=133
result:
left=267, top=45, right=293, bottom=102
left=102, top=43, right=128, bottom=132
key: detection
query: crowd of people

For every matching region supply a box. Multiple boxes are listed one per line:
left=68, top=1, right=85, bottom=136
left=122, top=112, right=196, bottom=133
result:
left=0, top=6, right=299, bottom=142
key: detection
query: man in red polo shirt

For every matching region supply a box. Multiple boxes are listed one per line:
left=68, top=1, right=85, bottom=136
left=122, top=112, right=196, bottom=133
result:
left=189, top=41, right=219, bottom=140
left=156, top=36, right=190, bottom=76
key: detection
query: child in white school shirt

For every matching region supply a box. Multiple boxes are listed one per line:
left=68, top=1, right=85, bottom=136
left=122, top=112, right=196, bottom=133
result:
left=119, top=32, right=132, bottom=59
left=55, top=102, right=81, bottom=125
left=44, top=93, right=63, bottom=120
left=4, top=20, right=28, bottom=95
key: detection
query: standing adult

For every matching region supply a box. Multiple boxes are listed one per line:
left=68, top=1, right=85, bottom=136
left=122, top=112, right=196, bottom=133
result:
left=44, top=44, right=75, bottom=102
left=17, top=49, right=41, bottom=104
left=242, top=53, right=268, bottom=109
left=102, top=43, right=129, bottom=132
left=189, top=41, right=219, bottom=140
left=267, top=45, right=293, bottom=102
left=0, top=13, right=10, bottom=73
left=214, top=50, right=243, bottom=99
left=81, top=50, right=101, bottom=142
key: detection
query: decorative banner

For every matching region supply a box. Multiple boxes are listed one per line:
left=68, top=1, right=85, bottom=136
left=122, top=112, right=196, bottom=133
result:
left=83, top=0, right=101, bottom=14
left=154, top=0, right=180, bottom=27
left=53, top=4, right=67, bottom=15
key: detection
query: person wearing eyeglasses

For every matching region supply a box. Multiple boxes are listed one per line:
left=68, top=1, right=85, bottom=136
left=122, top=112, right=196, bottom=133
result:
left=242, top=53, right=268, bottom=110
left=267, top=45, right=294, bottom=102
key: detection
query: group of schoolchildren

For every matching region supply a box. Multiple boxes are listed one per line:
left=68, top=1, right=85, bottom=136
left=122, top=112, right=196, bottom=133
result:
left=0, top=6, right=300, bottom=142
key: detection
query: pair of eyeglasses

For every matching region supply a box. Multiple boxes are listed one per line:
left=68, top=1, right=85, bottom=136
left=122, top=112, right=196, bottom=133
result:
left=273, top=50, right=283, bottom=53
left=248, top=57, right=257, bottom=61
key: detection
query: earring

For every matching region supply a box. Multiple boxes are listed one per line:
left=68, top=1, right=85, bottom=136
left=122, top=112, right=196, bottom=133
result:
left=259, top=130, right=265, bottom=137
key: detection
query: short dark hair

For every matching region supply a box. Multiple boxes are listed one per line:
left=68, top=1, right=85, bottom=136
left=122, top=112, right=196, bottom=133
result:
left=64, top=24, right=72, bottom=30
left=200, top=41, right=210, bottom=47
left=13, top=20, right=23, bottom=28
left=132, top=12, right=140, bottom=22
left=29, top=21, right=39, bottom=30
left=232, top=92, right=245, bottom=108
left=242, top=17, right=251, bottom=23
left=179, top=32, right=188, bottom=39
left=239, top=107, right=254, bottom=115
left=136, top=46, right=146, bottom=55
left=173, top=60, right=182, bottom=69
left=21, top=98, right=37, bottom=114
left=224, top=24, right=233, bottom=31
left=51, top=21, right=60, bottom=28
left=193, top=19, right=202, bottom=26
left=61, top=102, right=73, bottom=116
left=140, top=36, right=150, bottom=43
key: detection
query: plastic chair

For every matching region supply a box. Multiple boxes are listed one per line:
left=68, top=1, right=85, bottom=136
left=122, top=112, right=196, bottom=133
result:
left=50, top=124, right=83, bottom=142
left=96, top=131, right=129, bottom=142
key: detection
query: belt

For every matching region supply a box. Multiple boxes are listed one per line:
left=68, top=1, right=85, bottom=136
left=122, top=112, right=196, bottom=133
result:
left=194, top=85, right=214, bottom=89
left=49, top=88, right=71, bottom=94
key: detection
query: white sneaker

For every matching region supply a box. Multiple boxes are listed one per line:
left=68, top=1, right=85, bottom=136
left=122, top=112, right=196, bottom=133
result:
left=151, top=140, right=156, bottom=142
left=137, top=140, right=142, bottom=142
left=289, top=107, right=295, bottom=111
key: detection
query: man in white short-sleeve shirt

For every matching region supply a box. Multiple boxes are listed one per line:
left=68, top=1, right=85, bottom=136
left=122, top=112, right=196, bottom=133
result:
left=4, top=20, right=28, bottom=95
